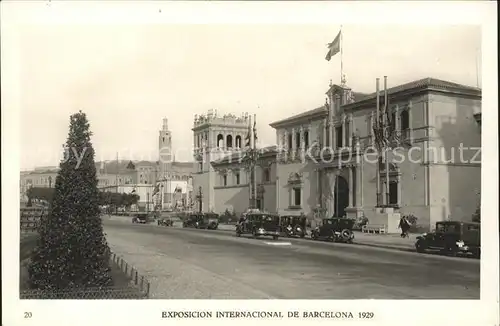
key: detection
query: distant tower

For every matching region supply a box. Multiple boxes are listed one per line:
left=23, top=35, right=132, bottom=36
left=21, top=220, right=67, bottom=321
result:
left=192, top=110, right=250, bottom=212
left=158, top=118, right=173, bottom=179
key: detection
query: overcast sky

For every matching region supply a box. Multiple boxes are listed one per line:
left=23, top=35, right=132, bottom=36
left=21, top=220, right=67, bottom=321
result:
left=13, top=21, right=481, bottom=170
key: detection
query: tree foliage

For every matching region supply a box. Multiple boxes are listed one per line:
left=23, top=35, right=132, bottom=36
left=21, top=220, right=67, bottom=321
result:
left=28, top=111, right=113, bottom=290
left=27, top=187, right=55, bottom=203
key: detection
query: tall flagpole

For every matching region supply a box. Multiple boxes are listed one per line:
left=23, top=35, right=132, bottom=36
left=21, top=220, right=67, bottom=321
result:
left=340, top=25, right=344, bottom=86
left=253, top=114, right=257, bottom=210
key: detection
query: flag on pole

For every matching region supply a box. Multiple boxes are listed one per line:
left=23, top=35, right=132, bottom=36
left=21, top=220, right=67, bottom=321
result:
left=245, top=116, right=253, bottom=148
left=152, top=183, right=160, bottom=196
left=253, top=115, right=257, bottom=142
left=325, top=30, right=341, bottom=61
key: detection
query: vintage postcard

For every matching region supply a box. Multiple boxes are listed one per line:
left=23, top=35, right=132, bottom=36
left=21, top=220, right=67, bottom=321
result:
left=2, top=1, right=498, bottom=325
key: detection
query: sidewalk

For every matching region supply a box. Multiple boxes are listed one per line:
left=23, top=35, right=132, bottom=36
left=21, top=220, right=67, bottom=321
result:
left=352, top=231, right=417, bottom=252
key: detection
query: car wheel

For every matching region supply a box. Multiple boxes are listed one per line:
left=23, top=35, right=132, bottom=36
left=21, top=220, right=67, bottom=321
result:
left=415, top=240, right=426, bottom=253
left=311, top=232, right=318, bottom=240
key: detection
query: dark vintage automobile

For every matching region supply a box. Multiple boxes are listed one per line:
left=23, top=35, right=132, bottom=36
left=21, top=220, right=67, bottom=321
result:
left=132, top=213, right=148, bottom=224
left=280, top=215, right=307, bottom=238
left=236, top=211, right=281, bottom=240
left=183, top=213, right=220, bottom=230
left=415, top=221, right=481, bottom=257
left=157, top=217, right=174, bottom=227
left=310, top=218, right=355, bottom=243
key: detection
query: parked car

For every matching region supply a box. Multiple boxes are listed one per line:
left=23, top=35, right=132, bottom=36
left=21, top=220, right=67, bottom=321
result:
left=236, top=210, right=281, bottom=240
left=310, top=217, right=355, bottom=243
left=182, top=213, right=220, bottom=229
left=280, top=215, right=307, bottom=238
left=415, top=221, right=480, bottom=257
left=132, top=213, right=148, bottom=224
left=157, top=217, right=174, bottom=227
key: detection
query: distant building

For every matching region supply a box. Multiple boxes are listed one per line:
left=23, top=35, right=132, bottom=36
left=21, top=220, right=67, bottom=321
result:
left=20, top=118, right=196, bottom=210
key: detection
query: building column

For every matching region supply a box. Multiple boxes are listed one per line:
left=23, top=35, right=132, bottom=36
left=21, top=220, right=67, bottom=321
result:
left=348, top=165, right=354, bottom=207
left=275, top=176, right=280, bottom=214
left=322, top=119, right=327, bottom=147
left=355, top=164, right=362, bottom=207
left=276, top=130, right=281, bottom=150
left=299, top=126, right=305, bottom=151
left=328, top=120, right=333, bottom=149
left=332, top=120, right=336, bottom=150
left=349, top=113, right=354, bottom=148
left=342, top=115, right=348, bottom=148
left=291, top=127, right=296, bottom=159
left=316, top=168, right=322, bottom=208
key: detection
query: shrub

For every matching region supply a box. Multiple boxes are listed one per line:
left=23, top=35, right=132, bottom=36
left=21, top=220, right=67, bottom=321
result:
left=28, top=111, right=113, bottom=290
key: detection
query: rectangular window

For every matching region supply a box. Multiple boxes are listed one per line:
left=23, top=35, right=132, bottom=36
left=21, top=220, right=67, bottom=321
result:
left=293, top=187, right=301, bottom=206
left=295, top=132, right=301, bottom=149
left=235, top=173, right=240, bottom=185
left=325, top=126, right=330, bottom=147
left=223, top=175, right=227, bottom=186
left=288, top=134, right=292, bottom=150
left=198, top=162, right=203, bottom=172
left=264, top=168, right=270, bottom=182
left=336, top=127, right=343, bottom=148
left=389, top=181, right=398, bottom=205
left=304, top=131, right=309, bottom=149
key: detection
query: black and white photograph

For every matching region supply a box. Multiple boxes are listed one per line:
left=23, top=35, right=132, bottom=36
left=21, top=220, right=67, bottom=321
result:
left=2, top=1, right=498, bottom=326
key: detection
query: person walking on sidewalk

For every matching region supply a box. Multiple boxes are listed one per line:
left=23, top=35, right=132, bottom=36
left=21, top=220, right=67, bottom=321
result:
left=399, top=216, right=410, bottom=238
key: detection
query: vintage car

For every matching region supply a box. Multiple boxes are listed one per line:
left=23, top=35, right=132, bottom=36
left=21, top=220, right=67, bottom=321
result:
left=415, top=221, right=481, bottom=257
left=203, top=213, right=220, bottom=230
left=236, top=210, right=281, bottom=240
left=310, top=218, right=355, bottom=243
left=132, top=213, right=148, bottom=224
left=157, top=217, right=174, bottom=227
left=280, top=215, right=307, bottom=238
left=183, top=213, right=220, bottom=230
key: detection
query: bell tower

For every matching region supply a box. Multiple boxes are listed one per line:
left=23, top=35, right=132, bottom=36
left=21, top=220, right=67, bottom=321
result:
left=159, top=118, right=173, bottom=161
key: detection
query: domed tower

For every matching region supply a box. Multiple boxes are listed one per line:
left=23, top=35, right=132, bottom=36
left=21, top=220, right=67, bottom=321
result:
left=192, top=109, right=250, bottom=212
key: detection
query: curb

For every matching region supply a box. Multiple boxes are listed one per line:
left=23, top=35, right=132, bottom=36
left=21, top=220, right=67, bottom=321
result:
left=214, top=225, right=416, bottom=252
left=352, top=241, right=415, bottom=253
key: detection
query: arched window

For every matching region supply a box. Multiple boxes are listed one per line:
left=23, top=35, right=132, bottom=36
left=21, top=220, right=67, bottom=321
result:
left=226, top=134, right=233, bottom=148
left=217, top=134, right=224, bottom=148
left=235, top=135, right=242, bottom=148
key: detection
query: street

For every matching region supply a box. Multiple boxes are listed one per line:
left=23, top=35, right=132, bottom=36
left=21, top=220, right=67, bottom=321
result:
left=103, top=219, right=480, bottom=299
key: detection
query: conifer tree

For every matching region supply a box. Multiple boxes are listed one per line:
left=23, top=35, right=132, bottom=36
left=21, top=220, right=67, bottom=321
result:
left=29, top=111, right=112, bottom=290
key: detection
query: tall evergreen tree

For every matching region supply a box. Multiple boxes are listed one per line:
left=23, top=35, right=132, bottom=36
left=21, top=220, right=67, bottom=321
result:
left=29, top=111, right=112, bottom=290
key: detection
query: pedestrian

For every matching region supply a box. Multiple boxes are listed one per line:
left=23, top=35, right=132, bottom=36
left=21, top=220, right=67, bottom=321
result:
left=399, top=216, right=410, bottom=238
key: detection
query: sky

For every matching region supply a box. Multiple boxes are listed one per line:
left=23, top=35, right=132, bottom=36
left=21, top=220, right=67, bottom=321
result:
left=13, top=22, right=481, bottom=170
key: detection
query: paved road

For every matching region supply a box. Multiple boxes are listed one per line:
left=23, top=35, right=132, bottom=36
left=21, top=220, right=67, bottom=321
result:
left=103, top=220, right=479, bottom=299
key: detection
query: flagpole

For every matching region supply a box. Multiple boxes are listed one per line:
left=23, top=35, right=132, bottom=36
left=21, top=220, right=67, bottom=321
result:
left=340, top=25, right=343, bottom=85
left=253, top=113, right=257, bottom=210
